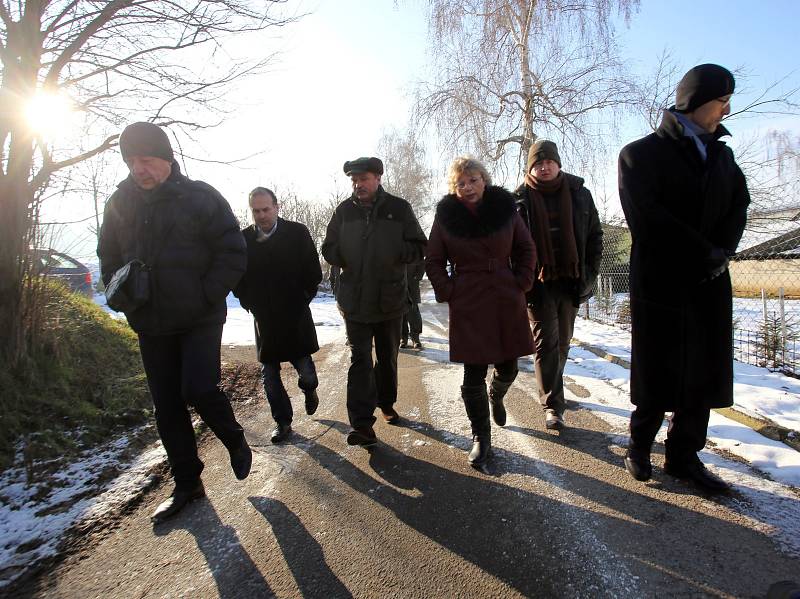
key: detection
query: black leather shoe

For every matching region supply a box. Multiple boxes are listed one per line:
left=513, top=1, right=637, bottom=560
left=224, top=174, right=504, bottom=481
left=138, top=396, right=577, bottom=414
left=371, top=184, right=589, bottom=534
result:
left=304, top=390, right=319, bottom=415
left=468, top=435, right=491, bottom=466
left=399, top=339, right=408, bottom=349
left=664, top=458, right=730, bottom=494
left=412, top=339, right=423, bottom=350
left=346, top=426, right=377, bottom=447
left=270, top=423, right=292, bottom=444
left=229, top=437, right=252, bottom=480
left=624, top=449, right=652, bottom=482
left=151, top=482, right=205, bottom=524
left=380, top=406, right=401, bottom=425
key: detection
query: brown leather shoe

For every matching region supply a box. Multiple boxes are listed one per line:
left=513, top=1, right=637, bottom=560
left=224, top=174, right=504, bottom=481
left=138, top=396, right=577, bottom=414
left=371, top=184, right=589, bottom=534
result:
left=346, top=426, right=377, bottom=447
left=380, top=406, right=401, bottom=425
left=151, top=482, right=205, bottom=524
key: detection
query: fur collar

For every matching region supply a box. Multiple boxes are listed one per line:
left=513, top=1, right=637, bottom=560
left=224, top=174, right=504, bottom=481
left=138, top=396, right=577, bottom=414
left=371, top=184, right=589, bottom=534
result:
left=435, top=185, right=517, bottom=238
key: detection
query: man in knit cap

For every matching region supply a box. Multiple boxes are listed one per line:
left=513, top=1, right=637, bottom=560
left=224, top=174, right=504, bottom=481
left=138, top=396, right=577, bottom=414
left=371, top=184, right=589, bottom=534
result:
left=98, top=122, right=252, bottom=523
left=516, top=140, right=603, bottom=431
left=619, top=64, right=750, bottom=493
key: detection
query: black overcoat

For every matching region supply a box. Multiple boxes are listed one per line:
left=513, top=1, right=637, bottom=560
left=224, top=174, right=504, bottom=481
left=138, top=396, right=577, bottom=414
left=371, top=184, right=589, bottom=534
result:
left=234, top=218, right=322, bottom=363
left=98, top=164, right=246, bottom=335
left=618, top=110, right=750, bottom=410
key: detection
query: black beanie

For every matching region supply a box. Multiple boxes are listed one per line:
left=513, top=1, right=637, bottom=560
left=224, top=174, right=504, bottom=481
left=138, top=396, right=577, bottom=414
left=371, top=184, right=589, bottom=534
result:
left=527, top=139, right=561, bottom=173
left=119, top=122, right=174, bottom=163
left=675, top=64, right=735, bottom=113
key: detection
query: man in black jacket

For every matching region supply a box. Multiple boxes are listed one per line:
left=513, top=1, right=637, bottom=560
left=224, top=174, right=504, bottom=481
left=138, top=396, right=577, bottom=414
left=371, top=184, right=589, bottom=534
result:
left=322, top=157, right=427, bottom=447
left=234, top=187, right=322, bottom=444
left=516, top=140, right=603, bottom=431
left=619, top=64, right=750, bottom=494
left=98, top=122, right=251, bottom=524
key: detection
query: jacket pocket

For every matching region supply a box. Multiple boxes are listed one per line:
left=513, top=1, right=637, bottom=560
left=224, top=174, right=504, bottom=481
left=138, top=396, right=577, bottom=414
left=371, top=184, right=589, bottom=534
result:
left=380, top=279, right=406, bottom=313
left=336, top=279, right=360, bottom=313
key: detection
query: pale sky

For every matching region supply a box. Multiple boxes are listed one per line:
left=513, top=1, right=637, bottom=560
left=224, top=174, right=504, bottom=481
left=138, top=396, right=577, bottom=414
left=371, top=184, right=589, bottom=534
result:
left=44, top=0, right=800, bottom=262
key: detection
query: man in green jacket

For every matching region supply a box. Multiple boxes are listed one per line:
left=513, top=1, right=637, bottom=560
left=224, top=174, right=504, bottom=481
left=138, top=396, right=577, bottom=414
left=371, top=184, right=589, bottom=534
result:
left=322, top=157, right=427, bottom=446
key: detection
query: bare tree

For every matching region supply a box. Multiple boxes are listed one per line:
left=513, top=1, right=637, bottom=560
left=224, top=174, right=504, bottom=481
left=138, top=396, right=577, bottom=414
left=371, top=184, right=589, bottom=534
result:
left=377, top=126, right=435, bottom=218
left=414, top=0, right=639, bottom=180
left=0, top=1, right=297, bottom=364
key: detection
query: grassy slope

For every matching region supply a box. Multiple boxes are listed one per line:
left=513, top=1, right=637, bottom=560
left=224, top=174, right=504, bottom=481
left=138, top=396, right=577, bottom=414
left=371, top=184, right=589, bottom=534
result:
left=0, top=285, right=151, bottom=471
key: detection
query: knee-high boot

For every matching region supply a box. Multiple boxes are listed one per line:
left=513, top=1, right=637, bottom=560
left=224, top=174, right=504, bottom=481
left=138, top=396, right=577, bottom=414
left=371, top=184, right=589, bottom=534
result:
left=461, top=384, right=491, bottom=465
left=488, top=369, right=517, bottom=427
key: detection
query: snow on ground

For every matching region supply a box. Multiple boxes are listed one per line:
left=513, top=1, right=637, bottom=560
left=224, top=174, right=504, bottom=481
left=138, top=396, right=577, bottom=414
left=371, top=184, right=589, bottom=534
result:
left=3, top=289, right=798, bottom=588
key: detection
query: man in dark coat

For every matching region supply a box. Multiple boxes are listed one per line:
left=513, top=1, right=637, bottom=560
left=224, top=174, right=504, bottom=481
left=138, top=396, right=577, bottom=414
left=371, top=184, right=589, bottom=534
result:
left=233, top=187, right=322, bottom=444
left=400, top=260, right=425, bottom=350
left=516, top=140, right=603, bottom=431
left=322, top=156, right=427, bottom=447
left=619, top=64, right=750, bottom=493
left=98, top=122, right=251, bottom=524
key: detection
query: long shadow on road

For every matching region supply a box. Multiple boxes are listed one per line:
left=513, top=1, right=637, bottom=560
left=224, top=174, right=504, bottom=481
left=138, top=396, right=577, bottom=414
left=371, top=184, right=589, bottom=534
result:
left=302, top=418, right=799, bottom=598
left=153, top=500, right=273, bottom=599
left=249, top=497, right=352, bottom=599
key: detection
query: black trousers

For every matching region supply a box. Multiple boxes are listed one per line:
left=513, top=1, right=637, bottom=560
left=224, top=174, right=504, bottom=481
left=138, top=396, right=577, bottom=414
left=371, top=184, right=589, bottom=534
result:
left=629, top=404, right=711, bottom=464
left=528, top=279, right=578, bottom=415
left=463, top=359, right=518, bottom=386
left=401, top=302, right=422, bottom=342
left=344, top=317, right=402, bottom=429
left=138, top=323, right=244, bottom=489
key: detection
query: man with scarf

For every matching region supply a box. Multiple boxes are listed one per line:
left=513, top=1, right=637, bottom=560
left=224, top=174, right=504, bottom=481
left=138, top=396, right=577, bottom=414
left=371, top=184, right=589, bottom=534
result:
left=98, top=122, right=252, bottom=524
left=619, top=64, right=749, bottom=494
left=516, top=140, right=603, bottom=430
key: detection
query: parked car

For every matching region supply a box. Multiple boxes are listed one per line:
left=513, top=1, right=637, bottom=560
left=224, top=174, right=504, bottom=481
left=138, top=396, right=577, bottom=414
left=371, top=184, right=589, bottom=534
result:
left=33, top=249, right=93, bottom=296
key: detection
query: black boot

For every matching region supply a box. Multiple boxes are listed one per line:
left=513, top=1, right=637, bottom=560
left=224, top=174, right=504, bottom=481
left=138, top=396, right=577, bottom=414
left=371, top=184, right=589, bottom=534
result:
left=461, top=384, right=491, bottom=466
left=488, top=369, right=516, bottom=427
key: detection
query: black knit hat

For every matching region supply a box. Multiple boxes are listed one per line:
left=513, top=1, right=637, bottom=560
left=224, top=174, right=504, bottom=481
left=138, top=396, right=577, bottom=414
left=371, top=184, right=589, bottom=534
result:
left=119, top=122, right=174, bottom=163
left=343, top=156, right=384, bottom=176
left=675, top=64, right=735, bottom=113
left=527, top=139, right=561, bottom=173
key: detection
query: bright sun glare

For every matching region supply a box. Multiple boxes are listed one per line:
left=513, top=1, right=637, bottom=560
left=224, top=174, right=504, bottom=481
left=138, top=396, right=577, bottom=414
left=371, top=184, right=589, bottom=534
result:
left=24, top=92, right=76, bottom=137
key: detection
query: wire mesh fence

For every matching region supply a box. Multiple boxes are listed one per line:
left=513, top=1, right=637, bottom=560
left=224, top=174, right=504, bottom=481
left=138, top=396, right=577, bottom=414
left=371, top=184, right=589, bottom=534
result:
left=582, top=224, right=800, bottom=378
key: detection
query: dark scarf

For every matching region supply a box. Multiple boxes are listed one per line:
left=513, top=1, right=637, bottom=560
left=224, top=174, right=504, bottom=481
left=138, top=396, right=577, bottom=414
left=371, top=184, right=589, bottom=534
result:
left=524, top=171, right=579, bottom=281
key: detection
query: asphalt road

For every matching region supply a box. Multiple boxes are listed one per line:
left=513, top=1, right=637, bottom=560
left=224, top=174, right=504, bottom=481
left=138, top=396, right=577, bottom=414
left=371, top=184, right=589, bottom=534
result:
left=10, top=312, right=800, bottom=598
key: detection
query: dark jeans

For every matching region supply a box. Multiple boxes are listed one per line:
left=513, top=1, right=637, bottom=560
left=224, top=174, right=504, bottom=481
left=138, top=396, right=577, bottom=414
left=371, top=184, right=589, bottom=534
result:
left=138, top=324, right=244, bottom=490
left=528, top=279, right=578, bottom=415
left=401, top=302, right=422, bottom=342
left=629, top=404, right=711, bottom=464
left=261, top=355, right=318, bottom=425
left=344, top=317, right=402, bottom=428
left=463, top=359, right=518, bottom=386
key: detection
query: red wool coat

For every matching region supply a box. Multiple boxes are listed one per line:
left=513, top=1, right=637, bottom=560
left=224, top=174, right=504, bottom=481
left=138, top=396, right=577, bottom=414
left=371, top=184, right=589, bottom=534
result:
left=426, top=186, right=536, bottom=364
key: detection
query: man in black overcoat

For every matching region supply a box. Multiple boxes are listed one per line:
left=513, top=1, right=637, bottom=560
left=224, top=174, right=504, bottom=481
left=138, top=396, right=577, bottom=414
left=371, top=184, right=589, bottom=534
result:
left=618, top=64, right=750, bottom=493
left=234, top=187, right=323, bottom=443
left=98, top=122, right=252, bottom=524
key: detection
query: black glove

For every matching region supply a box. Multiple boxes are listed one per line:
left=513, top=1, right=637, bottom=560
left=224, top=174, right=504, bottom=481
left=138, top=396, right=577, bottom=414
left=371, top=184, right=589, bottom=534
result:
left=705, top=247, right=729, bottom=281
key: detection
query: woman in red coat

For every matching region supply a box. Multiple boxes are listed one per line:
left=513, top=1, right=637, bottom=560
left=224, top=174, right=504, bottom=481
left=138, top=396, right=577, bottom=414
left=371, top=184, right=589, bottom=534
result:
left=425, top=157, right=536, bottom=467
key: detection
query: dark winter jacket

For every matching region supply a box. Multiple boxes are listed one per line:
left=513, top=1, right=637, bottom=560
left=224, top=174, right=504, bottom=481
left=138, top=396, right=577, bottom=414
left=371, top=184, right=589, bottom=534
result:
left=321, top=186, right=427, bottom=323
left=619, top=109, right=750, bottom=410
left=426, top=186, right=536, bottom=364
left=98, top=164, right=246, bottom=335
left=406, top=260, right=425, bottom=304
left=516, top=172, right=603, bottom=305
left=233, top=218, right=322, bottom=363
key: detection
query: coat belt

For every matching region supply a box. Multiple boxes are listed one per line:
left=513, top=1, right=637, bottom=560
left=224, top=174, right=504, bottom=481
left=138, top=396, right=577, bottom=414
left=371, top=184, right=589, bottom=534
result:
left=454, top=259, right=510, bottom=274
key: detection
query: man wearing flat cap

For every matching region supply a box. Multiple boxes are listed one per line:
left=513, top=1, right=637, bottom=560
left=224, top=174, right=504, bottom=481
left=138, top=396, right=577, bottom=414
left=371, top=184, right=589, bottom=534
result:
left=98, top=122, right=252, bottom=524
left=516, top=139, right=603, bottom=432
left=619, top=64, right=750, bottom=494
left=322, top=156, right=427, bottom=447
